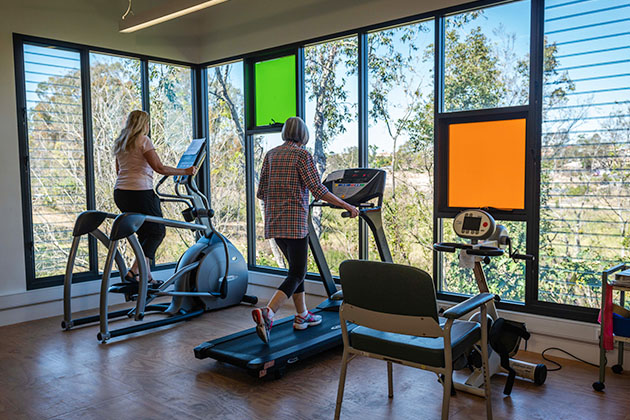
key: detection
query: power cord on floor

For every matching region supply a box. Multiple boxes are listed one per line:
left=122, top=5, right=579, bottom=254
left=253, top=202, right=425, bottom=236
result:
left=541, top=347, right=600, bottom=372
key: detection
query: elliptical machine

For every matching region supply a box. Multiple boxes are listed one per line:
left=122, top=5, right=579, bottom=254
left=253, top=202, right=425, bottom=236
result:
left=62, top=138, right=257, bottom=342
left=434, top=209, right=547, bottom=395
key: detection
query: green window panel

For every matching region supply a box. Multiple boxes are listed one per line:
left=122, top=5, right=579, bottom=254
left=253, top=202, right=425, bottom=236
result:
left=254, top=55, right=296, bottom=127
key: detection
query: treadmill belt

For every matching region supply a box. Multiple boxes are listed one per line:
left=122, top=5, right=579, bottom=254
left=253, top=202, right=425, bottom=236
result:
left=195, top=308, right=345, bottom=377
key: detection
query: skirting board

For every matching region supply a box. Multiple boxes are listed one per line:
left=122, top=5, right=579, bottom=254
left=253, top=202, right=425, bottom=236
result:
left=0, top=269, right=627, bottom=369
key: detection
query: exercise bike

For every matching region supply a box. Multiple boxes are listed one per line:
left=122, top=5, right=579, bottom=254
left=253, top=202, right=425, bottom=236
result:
left=62, top=138, right=257, bottom=342
left=434, top=209, right=547, bottom=396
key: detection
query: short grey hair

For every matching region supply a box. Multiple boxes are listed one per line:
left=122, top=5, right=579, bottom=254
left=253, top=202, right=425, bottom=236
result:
left=281, top=117, right=309, bottom=145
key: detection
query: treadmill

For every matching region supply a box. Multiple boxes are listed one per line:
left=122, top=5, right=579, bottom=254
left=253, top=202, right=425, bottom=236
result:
left=194, top=168, right=393, bottom=378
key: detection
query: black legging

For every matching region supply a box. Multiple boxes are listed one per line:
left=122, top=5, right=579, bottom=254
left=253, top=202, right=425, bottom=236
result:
left=275, top=236, right=308, bottom=298
left=113, top=189, right=166, bottom=260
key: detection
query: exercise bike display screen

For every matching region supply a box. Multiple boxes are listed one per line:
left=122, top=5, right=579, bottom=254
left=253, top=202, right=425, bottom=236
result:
left=462, top=216, right=482, bottom=232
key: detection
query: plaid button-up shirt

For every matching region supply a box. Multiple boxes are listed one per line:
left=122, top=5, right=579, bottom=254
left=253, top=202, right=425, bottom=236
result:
left=256, top=142, right=329, bottom=239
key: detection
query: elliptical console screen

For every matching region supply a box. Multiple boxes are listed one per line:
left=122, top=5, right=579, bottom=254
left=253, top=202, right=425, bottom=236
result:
left=174, top=138, right=206, bottom=183
left=177, top=138, right=205, bottom=168
left=462, top=216, right=482, bottom=232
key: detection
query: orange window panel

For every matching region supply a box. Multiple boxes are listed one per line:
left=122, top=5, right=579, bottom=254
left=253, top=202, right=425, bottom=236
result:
left=448, top=118, right=526, bottom=210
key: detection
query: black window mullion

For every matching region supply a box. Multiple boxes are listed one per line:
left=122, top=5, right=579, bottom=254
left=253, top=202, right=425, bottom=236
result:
left=245, top=134, right=256, bottom=267
left=433, top=15, right=445, bottom=289
left=244, top=59, right=257, bottom=266
left=192, top=66, right=211, bottom=204
left=141, top=59, right=150, bottom=114
left=14, top=37, right=36, bottom=289
left=358, top=31, right=369, bottom=260
left=526, top=0, right=545, bottom=306
left=79, top=49, right=98, bottom=274
left=297, top=48, right=305, bottom=119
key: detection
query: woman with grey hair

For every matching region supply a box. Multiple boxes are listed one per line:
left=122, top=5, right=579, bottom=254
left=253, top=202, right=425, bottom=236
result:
left=252, top=116, right=359, bottom=344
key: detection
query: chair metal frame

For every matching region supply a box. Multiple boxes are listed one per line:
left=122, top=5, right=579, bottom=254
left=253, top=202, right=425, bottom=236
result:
left=335, top=294, right=495, bottom=420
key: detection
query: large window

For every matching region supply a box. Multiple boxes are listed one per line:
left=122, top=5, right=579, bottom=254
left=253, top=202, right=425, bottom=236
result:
left=367, top=20, right=435, bottom=273
left=440, top=219, right=528, bottom=302
left=19, top=0, right=625, bottom=320
left=90, top=52, right=142, bottom=271
left=304, top=36, right=359, bottom=276
left=444, top=1, right=531, bottom=112
left=148, top=62, right=194, bottom=265
left=17, top=37, right=195, bottom=289
left=437, top=1, right=532, bottom=302
left=539, top=0, right=630, bottom=308
left=207, top=61, right=247, bottom=258
left=22, top=43, right=87, bottom=280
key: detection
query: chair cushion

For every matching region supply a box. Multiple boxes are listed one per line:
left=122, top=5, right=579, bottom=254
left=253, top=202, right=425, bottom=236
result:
left=349, top=320, right=481, bottom=368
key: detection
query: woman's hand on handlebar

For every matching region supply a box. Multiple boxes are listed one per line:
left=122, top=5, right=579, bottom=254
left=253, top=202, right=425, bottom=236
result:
left=185, top=166, right=198, bottom=176
left=319, top=191, right=359, bottom=217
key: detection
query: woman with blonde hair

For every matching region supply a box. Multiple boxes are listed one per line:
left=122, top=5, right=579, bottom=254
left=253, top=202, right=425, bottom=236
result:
left=113, top=110, right=197, bottom=287
left=252, top=116, right=359, bottom=344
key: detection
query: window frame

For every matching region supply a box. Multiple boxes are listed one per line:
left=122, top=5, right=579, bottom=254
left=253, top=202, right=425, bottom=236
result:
left=208, top=0, right=596, bottom=323
left=434, top=107, right=531, bottom=221
left=14, top=33, right=201, bottom=290
left=14, top=0, right=602, bottom=323
left=244, top=48, right=301, bottom=133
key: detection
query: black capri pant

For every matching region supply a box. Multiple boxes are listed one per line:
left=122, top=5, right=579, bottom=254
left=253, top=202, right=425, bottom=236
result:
left=274, top=236, right=308, bottom=298
left=113, top=189, right=166, bottom=260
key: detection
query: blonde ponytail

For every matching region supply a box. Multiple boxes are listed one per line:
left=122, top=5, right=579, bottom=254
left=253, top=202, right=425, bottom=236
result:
left=113, top=110, right=150, bottom=155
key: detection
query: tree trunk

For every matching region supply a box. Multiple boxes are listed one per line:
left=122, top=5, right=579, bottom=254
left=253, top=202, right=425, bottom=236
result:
left=269, top=239, right=286, bottom=269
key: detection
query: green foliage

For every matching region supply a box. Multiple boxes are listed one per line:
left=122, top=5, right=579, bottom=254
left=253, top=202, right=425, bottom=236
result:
left=207, top=63, right=247, bottom=257
left=305, top=38, right=357, bottom=175
left=444, top=27, right=505, bottom=111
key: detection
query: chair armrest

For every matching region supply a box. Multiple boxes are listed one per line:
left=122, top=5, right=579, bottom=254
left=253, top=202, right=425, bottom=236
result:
left=443, top=293, right=497, bottom=319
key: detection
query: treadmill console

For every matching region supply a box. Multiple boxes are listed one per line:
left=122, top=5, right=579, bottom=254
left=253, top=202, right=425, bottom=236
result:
left=323, top=168, right=386, bottom=206
left=452, top=209, right=495, bottom=240
left=175, top=138, right=206, bottom=184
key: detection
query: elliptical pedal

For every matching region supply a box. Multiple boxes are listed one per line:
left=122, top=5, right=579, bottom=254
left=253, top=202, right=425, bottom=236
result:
left=108, top=282, right=139, bottom=295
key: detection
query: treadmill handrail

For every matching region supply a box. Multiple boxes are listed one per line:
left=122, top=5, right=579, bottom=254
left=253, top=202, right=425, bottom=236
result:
left=310, top=201, right=376, bottom=209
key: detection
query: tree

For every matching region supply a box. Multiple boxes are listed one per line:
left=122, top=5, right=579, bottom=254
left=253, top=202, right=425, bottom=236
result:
left=207, top=64, right=248, bottom=258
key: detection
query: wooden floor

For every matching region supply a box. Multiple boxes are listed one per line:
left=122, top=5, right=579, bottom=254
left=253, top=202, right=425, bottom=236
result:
left=1, top=301, right=629, bottom=420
